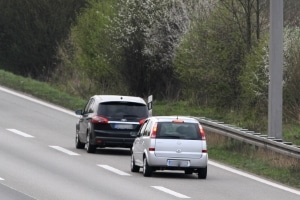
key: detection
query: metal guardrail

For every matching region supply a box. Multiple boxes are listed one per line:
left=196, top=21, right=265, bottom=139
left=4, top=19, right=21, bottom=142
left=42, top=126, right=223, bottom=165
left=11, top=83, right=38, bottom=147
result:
left=194, top=117, right=300, bottom=160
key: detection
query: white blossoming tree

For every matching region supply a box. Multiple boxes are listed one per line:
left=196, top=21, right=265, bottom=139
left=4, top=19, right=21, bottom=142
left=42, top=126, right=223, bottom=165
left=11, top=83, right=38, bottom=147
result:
left=108, top=0, right=199, bottom=97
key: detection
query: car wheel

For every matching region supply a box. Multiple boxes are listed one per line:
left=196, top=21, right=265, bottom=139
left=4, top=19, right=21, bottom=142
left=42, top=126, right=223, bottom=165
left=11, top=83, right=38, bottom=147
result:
left=86, top=132, right=96, bottom=153
left=75, top=131, right=85, bottom=149
left=143, top=157, right=152, bottom=177
left=131, top=154, right=140, bottom=172
left=198, top=167, right=207, bottom=179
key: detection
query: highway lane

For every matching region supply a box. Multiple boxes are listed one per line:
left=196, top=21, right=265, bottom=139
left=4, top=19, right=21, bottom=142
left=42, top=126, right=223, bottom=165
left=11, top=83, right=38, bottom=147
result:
left=0, top=124, right=181, bottom=199
left=0, top=86, right=299, bottom=200
left=0, top=182, right=36, bottom=200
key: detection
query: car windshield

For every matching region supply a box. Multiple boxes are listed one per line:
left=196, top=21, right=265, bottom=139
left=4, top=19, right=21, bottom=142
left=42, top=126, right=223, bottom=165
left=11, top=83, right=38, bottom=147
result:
left=156, top=122, right=200, bottom=140
left=98, top=102, right=148, bottom=118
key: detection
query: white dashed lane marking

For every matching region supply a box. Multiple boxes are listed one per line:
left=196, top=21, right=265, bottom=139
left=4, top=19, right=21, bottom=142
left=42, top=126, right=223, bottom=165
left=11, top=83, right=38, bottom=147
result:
left=6, top=129, right=34, bottom=138
left=49, top=146, right=80, bottom=156
left=97, top=165, right=131, bottom=176
left=152, top=186, right=190, bottom=199
left=0, top=177, right=4, bottom=181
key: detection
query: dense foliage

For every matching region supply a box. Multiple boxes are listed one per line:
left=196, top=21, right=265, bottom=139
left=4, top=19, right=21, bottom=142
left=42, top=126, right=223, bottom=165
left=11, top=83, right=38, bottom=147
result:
left=2, top=0, right=300, bottom=134
left=52, top=0, right=120, bottom=97
left=0, top=0, right=86, bottom=79
left=108, top=0, right=201, bottom=98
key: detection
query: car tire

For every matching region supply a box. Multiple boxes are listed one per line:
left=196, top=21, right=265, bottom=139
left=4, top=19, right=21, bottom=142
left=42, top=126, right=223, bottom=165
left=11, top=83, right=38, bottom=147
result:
left=131, top=154, right=140, bottom=172
left=86, top=132, right=96, bottom=153
left=143, top=157, right=152, bottom=177
left=75, top=131, right=85, bottom=149
left=198, top=167, right=207, bottom=179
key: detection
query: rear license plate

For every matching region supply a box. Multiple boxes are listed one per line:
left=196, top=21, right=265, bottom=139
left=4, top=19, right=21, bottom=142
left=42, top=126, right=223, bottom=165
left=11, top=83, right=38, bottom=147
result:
left=167, top=160, right=190, bottom=167
left=114, top=124, right=133, bottom=129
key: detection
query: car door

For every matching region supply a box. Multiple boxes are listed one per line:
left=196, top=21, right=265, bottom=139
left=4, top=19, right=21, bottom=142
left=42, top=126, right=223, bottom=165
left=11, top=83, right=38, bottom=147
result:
left=133, top=119, right=151, bottom=166
left=78, top=98, right=95, bottom=142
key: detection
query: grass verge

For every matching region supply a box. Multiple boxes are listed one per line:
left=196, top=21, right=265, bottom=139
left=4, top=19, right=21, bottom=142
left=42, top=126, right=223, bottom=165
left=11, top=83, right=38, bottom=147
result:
left=0, top=69, right=299, bottom=189
left=0, top=70, right=86, bottom=110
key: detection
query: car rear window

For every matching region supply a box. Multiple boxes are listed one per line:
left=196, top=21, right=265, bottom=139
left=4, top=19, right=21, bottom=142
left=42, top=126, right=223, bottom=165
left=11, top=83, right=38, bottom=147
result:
left=156, top=122, right=200, bottom=140
left=98, top=102, right=148, bottom=118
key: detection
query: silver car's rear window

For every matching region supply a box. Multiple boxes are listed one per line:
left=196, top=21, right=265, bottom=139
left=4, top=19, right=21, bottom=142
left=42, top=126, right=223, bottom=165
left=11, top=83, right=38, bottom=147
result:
left=157, top=122, right=201, bottom=140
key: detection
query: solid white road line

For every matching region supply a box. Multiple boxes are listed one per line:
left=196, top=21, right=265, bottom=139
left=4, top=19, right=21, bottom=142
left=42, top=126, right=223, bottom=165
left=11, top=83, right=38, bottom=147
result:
left=152, top=186, right=190, bottom=199
left=6, top=129, right=34, bottom=138
left=0, top=86, right=76, bottom=117
left=49, top=146, right=80, bottom=156
left=97, top=165, right=131, bottom=176
left=209, top=160, right=300, bottom=196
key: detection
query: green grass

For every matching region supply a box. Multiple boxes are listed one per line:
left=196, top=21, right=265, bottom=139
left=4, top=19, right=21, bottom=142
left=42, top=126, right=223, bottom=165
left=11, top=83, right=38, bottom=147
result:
left=0, top=70, right=86, bottom=110
left=213, top=151, right=300, bottom=188
left=153, top=100, right=300, bottom=146
left=208, top=143, right=300, bottom=189
left=0, top=69, right=299, bottom=189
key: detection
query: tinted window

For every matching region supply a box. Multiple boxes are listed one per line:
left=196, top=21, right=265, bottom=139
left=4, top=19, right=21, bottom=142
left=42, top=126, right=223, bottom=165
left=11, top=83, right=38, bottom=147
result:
left=98, top=102, right=148, bottom=118
left=84, top=98, right=95, bottom=114
left=156, top=122, right=200, bottom=140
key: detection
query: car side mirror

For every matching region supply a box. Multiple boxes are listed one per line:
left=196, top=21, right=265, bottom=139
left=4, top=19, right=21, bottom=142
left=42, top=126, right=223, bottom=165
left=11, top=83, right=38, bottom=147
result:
left=75, top=109, right=82, bottom=115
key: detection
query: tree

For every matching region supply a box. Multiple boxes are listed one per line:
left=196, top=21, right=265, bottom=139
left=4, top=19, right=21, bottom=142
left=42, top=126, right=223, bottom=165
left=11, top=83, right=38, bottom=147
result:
left=282, top=27, right=300, bottom=121
left=173, top=0, right=272, bottom=108
left=239, top=25, right=300, bottom=126
left=0, top=0, right=86, bottom=79
left=219, top=0, right=268, bottom=51
left=109, top=0, right=194, bottom=98
left=53, top=0, right=121, bottom=97
left=174, top=1, right=248, bottom=108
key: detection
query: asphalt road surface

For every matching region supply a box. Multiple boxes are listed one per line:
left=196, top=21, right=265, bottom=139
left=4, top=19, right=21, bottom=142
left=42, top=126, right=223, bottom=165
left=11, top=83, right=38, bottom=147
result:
left=0, top=86, right=299, bottom=200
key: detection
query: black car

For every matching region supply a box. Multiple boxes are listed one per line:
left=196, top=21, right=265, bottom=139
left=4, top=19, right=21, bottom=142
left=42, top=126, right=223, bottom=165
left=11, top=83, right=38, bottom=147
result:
left=75, top=95, right=149, bottom=153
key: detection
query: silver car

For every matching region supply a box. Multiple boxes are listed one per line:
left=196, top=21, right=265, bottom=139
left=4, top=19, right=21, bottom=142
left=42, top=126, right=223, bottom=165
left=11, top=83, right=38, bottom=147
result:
left=131, top=116, right=208, bottom=179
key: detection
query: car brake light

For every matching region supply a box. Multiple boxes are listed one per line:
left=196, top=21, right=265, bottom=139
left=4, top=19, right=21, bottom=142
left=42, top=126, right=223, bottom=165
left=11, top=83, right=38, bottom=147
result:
left=92, top=116, right=108, bottom=124
left=139, top=118, right=146, bottom=124
left=150, top=122, right=158, bottom=138
left=172, top=119, right=184, bottom=123
left=199, top=124, right=206, bottom=140
left=149, top=147, right=155, bottom=151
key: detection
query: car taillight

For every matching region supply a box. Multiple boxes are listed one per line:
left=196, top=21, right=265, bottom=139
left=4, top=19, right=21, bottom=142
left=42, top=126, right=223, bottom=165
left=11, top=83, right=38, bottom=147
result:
left=139, top=118, right=147, bottom=124
left=199, top=124, right=206, bottom=140
left=150, top=122, right=158, bottom=138
left=149, top=147, right=155, bottom=151
left=91, top=116, right=108, bottom=124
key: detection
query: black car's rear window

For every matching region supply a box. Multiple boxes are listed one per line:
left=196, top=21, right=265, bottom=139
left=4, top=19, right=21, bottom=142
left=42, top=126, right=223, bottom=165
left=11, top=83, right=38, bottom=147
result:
left=156, top=122, right=200, bottom=140
left=98, top=102, right=148, bottom=118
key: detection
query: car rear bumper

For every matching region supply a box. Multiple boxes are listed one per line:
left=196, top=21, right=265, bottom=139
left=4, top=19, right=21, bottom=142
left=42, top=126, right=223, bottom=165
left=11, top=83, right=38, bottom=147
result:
left=94, top=136, right=135, bottom=148
left=93, top=129, right=137, bottom=147
left=147, top=152, right=208, bottom=168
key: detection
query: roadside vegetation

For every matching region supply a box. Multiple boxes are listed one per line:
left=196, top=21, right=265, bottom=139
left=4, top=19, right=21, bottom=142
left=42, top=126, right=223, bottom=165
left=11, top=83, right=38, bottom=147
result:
left=1, top=0, right=300, bottom=189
